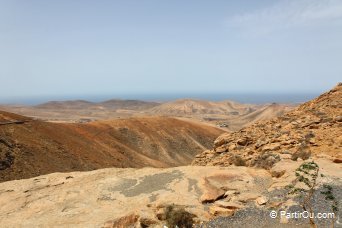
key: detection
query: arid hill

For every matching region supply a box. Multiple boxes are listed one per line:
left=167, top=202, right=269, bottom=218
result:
left=0, top=99, right=161, bottom=123
left=148, top=99, right=295, bottom=131
left=193, top=83, right=342, bottom=167
left=148, top=99, right=254, bottom=115
left=0, top=98, right=295, bottom=131
left=0, top=112, right=223, bottom=182
left=35, top=100, right=95, bottom=109
left=36, top=99, right=160, bottom=110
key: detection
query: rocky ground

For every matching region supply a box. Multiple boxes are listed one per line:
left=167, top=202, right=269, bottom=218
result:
left=192, top=83, right=342, bottom=168
left=0, top=157, right=340, bottom=227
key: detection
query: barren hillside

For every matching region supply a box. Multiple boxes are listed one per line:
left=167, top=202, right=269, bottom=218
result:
left=0, top=112, right=223, bottom=182
left=148, top=99, right=254, bottom=115
left=193, top=83, right=342, bottom=167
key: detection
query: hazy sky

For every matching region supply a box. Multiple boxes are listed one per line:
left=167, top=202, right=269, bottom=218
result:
left=1, top=0, right=341, bottom=102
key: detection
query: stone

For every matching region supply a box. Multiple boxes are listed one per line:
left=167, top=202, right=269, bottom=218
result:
left=209, top=206, right=235, bottom=217
left=214, top=134, right=230, bottom=147
left=228, top=144, right=237, bottom=151
left=235, top=193, right=260, bottom=203
left=333, top=158, right=342, bottom=163
left=255, top=196, right=268, bottom=205
left=335, top=116, right=342, bottom=122
left=200, top=178, right=225, bottom=203
left=215, top=146, right=227, bottom=154
left=255, top=140, right=267, bottom=149
left=262, top=143, right=281, bottom=151
left=270, top=166, right=286, bottom=178
left=214, top=201, right=244, bottom=210
left=237, top=138, right=249, bottom=146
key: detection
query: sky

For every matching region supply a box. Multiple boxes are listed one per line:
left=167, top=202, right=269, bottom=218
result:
left=0, top=0, right=341, bottom=103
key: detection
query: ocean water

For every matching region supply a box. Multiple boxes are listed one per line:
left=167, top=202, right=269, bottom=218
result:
left=0, top=93, right=320, bottom=105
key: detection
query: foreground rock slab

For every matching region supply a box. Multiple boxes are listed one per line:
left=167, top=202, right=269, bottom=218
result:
left=0, top=159, right=340, bottom=227
left=0, top=166, right=271, bottom=227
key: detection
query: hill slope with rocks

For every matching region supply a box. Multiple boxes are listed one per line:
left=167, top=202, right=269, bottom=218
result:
left=0, top=112, right=223, bottom=182
left=192, top=83, right=342, bottom=167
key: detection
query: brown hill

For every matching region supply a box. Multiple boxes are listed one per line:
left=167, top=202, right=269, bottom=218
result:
left=220, top=103, right=295, bottom=131
left=36, top=99, right=160, bottom=110
left=148, top=99, right=254, bottom=116
left=147, top=99, right=295, bottom=131
left=99, top=99, right=160, bottom=110
left=0, top=99, right=161, bottom=122
left=193, top=83, right=342, bottom=167
left=0, top=111, right=223, bottom=182
left=35, top=100, right=95, bottom=109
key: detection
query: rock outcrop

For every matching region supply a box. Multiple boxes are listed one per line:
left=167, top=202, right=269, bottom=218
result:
left=192, top=83, right=342, bottom=168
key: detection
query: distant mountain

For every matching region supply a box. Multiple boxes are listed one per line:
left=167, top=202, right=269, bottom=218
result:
left=98, top=99, right=160, bottom=110
left=147, top=99, right=255, bottom=116
left=36, top=99, right=160, bottom=110
left=35, top=100, right=94, bottom=109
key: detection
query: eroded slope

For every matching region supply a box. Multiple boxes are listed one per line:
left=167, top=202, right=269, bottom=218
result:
left=0, top=112, right=223, bottom=182
left=193, top=83, right=342, bottom=167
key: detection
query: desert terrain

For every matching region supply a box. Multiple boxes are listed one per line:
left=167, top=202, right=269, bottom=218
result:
left=0, top=84, right=341, bottom=227
left=0, top=98, right=295, bottom=131
left=0, top=111, right=223, bottom=182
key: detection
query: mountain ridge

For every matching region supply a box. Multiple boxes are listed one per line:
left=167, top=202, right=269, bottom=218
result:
left=192, top=83, right=342, bottom=167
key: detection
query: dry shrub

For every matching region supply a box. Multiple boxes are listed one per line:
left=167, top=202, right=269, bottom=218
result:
left=291, top=150, right=311, bottom=161
left=252, top=152, right=280, bottom=170
left=230, top=155, right=246, bottom=166
left=165, top=205, right=195, bottom=228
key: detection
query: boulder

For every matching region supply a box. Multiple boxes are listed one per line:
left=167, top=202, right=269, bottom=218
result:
left=200, top=178, right=225, bottom=203
left=255, top=196, right=268, bottom=206
left=214, top=134, right=230, bottom=147
left=209, top=206, right=235, bottom=217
